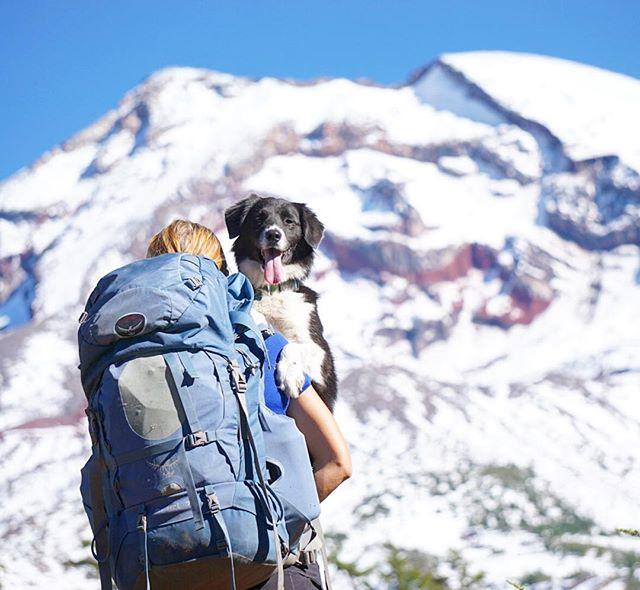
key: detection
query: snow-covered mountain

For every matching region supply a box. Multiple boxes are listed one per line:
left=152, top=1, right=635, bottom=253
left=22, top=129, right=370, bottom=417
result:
left=1, top=51, right=639, bottom=589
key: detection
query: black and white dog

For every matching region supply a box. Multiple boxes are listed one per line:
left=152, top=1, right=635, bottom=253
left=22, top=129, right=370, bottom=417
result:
left=225, top=193, right=337, bottom=410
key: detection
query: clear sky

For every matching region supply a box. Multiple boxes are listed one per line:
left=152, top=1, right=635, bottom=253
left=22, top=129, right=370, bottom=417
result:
left=1, top=0, right=639, bottom=181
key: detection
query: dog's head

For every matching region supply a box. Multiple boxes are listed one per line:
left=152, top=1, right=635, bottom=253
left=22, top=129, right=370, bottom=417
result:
left=225, top=193, right=324, bottom=288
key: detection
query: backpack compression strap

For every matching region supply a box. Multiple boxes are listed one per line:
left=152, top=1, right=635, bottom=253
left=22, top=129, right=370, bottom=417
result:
left=87, top=453, right=113, bottom=590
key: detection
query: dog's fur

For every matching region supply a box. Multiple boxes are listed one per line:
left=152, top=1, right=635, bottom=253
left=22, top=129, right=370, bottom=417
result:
left=225, top=194, right=337, bottom=410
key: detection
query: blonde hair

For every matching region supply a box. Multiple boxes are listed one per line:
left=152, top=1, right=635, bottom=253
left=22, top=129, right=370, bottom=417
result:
left=146, top=219, right=229, bottom=275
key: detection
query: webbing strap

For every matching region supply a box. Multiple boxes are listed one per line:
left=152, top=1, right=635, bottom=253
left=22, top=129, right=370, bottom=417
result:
left=228, top=310, right=259, bottom=334
left=113, top=430, right=219, bottom=467
left=164, top=352, right=202, bottom=434
left=204, top=486, right=237, bottom=590
left=228, top=361, right=285, bottom=590
left=88, top=452, right=113, bottom=590
left=311, top=518, right=333, bottom=590
left=137, top=512, right=151, bottom=590
left=164, top=352, right=206, bottom=530
left=114, top=438, right=181, bottom=467
left=229, top=310, right=270, bottom=369
left=177, top=438, right=205, bottom=530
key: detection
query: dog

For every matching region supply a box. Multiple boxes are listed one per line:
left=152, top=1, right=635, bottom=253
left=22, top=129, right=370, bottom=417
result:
left=225, top=193, right=337, bottom=410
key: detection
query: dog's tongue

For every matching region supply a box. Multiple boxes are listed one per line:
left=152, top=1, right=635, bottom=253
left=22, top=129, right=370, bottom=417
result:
left=262, top=248, right=284, bottom=285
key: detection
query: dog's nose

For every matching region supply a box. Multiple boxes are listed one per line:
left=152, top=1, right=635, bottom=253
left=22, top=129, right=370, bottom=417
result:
left=265, top=228, right=282, bottom=244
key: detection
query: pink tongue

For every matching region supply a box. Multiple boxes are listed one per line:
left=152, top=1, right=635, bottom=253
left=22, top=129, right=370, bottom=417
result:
left=263, top=249, right=284, bottom=285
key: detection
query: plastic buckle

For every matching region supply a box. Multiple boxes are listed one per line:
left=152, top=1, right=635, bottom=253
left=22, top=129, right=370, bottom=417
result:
left=236, top=375, right=247, bottom=394
left=229, top=361, right=248, bottom=394
left=185, top=276, right=203, bottom=290
left=186, top=431, right=208, bottom=449
left=206, top=492, right=221, bottom=514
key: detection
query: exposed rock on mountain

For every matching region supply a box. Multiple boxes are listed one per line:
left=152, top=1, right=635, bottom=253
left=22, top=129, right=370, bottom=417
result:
left=1, top=52, right=639, bottom=589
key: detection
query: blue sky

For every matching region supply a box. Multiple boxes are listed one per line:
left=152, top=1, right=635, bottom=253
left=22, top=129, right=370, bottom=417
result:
left=1, top=1, right=639, bottom=181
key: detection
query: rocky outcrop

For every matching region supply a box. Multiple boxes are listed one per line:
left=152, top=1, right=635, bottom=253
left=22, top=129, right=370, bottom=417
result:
left=473, top=238, right=554, bottom=328
left=377, top=305, right=463, bottom=356
left=0, top=254, right=27, bottom=303
left=0, top=252, right=37, bottom=332
left=358, top=179, right=427, bottom=237
left=323, top=231, right=502, bottom=287
left=324, top=230, right=553, bottom=329
left=544, top=156, right=640, bottom=250
left=323, top=235, right=486, bottom=286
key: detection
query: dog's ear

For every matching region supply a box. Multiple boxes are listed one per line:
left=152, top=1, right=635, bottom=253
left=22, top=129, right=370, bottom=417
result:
left=225, top=193, right=262, bottom=239
left=296, top=203, right=324, bottom=249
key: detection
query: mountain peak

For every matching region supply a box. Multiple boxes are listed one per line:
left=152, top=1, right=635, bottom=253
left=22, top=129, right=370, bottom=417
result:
left=1, top=52, right=640, bottom=589
left=418, top=50, right=640, bottom=170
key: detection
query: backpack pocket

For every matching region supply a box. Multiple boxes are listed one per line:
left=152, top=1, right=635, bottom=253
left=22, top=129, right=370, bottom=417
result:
left=80, top=287, right=174, bottom=347
left=259, top=405, right=321, bottom=548
left=110, top=482, right=283, bottom=590
left=99, top=353, right=239, bottom=507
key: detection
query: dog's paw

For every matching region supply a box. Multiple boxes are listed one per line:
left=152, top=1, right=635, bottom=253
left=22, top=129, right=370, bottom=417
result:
left=276, top=343, right=306, bottom=399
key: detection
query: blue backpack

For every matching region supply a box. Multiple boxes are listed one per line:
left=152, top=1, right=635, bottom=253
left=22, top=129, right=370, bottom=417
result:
left=78, top=253, right=320, bottom=590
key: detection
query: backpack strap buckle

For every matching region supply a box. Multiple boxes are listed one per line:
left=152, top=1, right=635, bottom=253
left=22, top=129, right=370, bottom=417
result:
left=229, top=360, right=247, bottom=395
left=184, top=276, right=203, bottom=290
left=298, top=550, right=317, bottom=565
left=185, top=431, right=209, bottom=449
left=203, top=488, right=230, bottom=554
left=205, top=491, right=221, bottom=515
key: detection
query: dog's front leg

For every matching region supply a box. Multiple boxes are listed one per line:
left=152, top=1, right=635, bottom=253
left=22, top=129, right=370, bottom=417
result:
left=275, top=343, right=307, bottom=399
left=276, top=340, right=326, bottom=399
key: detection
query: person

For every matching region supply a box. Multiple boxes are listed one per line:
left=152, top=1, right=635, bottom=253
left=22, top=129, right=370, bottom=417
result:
left=147, top=220, right=352, bottom=589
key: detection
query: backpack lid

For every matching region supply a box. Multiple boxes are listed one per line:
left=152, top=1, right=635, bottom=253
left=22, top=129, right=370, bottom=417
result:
left=78, top=253, right=238, bottom=398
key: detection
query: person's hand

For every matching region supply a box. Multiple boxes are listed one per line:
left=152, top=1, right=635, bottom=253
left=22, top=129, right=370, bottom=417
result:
left=275, top=343, right=306, bottom=399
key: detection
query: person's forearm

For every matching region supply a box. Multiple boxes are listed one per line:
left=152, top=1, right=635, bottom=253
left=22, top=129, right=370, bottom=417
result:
left=287, top=385, right=352, bottom=501
left=313, top=458, right=352, bottom=502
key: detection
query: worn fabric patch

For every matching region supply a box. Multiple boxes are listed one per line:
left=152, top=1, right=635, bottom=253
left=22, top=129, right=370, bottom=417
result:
left=119, top=355, right=181, bottom=440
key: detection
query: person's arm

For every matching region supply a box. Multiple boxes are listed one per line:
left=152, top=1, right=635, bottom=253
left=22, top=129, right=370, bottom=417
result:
left=287, top=386, right=352, bottom=502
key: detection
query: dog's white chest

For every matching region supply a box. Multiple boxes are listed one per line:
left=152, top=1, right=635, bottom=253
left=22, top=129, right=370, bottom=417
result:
left=255, top=291, right=313, bottom=344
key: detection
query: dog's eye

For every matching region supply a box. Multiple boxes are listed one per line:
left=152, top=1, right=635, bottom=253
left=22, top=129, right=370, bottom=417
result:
left=284, top=218, right=295, bottom=225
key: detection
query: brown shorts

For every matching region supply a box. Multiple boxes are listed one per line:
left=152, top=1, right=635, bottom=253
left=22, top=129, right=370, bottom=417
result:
left=249, top=562, right=324, bottom=590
